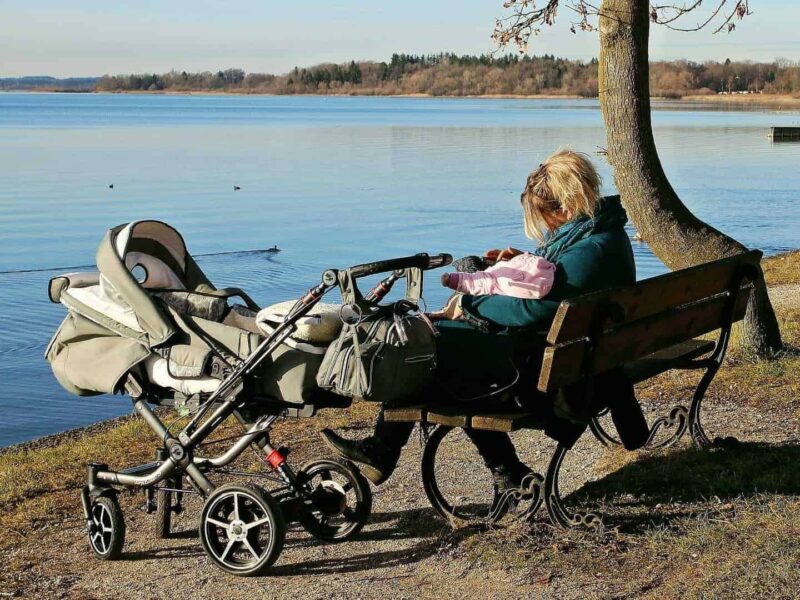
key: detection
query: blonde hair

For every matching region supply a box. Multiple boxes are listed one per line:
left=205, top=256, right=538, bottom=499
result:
left=521, top=147, right=601, bottom=242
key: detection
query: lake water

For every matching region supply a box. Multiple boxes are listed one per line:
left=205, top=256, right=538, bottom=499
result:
left=1, top=93, right=799, bottom=447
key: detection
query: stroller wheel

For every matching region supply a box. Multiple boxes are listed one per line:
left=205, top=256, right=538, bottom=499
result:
left=199, top=484, right=285, bottom=576
left=88, top=495, right=126, bottom=560
left=296, top=458, right=372, bottom=542
left=155, top=476, right=182, bottom=539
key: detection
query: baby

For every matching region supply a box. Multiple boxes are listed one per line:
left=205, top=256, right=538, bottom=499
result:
left=440, top=248, right=556, bottom=300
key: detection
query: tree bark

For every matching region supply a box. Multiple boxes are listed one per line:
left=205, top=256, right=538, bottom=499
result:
left=597, top=0, right=782, bottom=357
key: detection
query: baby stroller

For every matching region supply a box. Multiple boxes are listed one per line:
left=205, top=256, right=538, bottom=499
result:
left=45, top=220, right=450, bottom=575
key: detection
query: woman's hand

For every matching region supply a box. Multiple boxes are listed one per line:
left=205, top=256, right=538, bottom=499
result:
left=429, top=293, right=463, bottom=321
left=484, top=246, right=523, bottom=264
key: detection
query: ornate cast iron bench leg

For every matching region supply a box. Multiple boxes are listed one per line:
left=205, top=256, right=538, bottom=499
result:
left=688, top=359, right=724, bottom=448
left=493, top=471, right=545, bottom=524
left=420, top=425, right=545, bottom=525
left=590, top=330, right=739, bottom=451
left=639, top=353, right=727, bottom=450
left=544, top=443, right=601, bottom=529
left=687, top=303, right=737, bottom=448
left=688, top=266, right=756, bottom=448
left=591, top=405, right=689, bottom=450
left=589, top=408, right=622, bottom=447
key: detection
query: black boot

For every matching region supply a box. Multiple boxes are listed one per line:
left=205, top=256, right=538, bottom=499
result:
left=465, top=429, right=534, bottom=496
left=491, top=462, right=535, bottom=498
left=320, top=407, right=415, bottom=485
left=320, top=429, right=400, bottom=485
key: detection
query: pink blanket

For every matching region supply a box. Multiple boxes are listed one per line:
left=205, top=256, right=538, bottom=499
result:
left=443, top=253, right=556, bottom=299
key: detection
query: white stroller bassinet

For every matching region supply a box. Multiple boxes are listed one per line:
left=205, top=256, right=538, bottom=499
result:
left=46, top=220, right=341, bottom=404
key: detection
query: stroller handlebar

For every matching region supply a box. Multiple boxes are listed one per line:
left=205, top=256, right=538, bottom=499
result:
left=350, top=253, right=453, bottom=278
left=345, top=253, right=452, bottom=279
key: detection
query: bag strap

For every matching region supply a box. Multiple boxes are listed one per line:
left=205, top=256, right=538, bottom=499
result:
left=338, top=267, right=423, bottom=307
left=319, top=321, right=351, bottom=387
left=404, top=267, right=423, bottom=304
left=349, top=323, right=369, bottom=396
left=338, top=269, right=365, bottom=308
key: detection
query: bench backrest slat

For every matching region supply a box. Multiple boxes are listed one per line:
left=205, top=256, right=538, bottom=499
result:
left=546, top=250, right=763, bottom=345
left=538, top=250, right=761, bottom=393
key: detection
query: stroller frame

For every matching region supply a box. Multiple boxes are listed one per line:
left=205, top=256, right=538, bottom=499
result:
left=80, top=252, right=450, bottom=576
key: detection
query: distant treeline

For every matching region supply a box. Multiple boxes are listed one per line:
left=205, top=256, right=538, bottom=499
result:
left=95, top=54, right=800, bottom=98
left=0, top=76, right=98, bottom=91
left=10, top=54, right=800, bottom=97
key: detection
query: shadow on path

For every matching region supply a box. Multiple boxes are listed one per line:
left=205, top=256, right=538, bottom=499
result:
left=272, top=511, right=476, bottom=577
left=566, top=441, right=800, bottom=532
left=118, top=506, right=466, bottom=576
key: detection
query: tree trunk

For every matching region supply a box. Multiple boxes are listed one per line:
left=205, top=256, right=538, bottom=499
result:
left=597, top=0, right=782, bottom=357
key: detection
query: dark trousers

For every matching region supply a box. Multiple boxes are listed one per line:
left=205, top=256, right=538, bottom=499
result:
left=372, top=406, right=522, bottom=472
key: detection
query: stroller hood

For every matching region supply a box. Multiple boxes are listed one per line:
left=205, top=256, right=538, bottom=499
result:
left=96, top=220, right=214, bottom=346
left=50, top=220, right=213, bottom=347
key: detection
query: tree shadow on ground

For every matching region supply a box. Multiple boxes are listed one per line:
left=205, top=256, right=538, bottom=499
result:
left=122, top=545, right=204, bottom=561
left=119, top=506, right=469, bottom=575
left=286, top=506, right=452, bottom=549
left=272, top=507, right=477, bottom=577
left=565, top=441, right=800, bottom=532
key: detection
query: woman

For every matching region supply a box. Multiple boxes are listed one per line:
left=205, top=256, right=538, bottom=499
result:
left=322, top=148, right=636, bottom=489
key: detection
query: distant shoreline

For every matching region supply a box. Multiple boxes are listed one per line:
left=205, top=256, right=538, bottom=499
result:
left=664, top=93, right=800, bottom=109
left=6, top=88, right=800, bottom=109
left=3, top=89, right=800, bottom=110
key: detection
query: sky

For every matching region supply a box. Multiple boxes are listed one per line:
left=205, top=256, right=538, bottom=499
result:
left=0, top=1, right=798, bottom=77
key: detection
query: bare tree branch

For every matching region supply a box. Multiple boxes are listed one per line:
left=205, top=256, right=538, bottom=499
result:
left=652, top=0, right=752, bottom=33
left=493, top=0, right=752, bottom=51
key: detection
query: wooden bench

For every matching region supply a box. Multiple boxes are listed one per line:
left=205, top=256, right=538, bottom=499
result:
left=385, top=250, right=762, bottom=528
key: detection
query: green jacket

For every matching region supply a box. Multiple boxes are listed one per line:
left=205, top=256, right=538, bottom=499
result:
left=461, top=195, right=636, bottom=332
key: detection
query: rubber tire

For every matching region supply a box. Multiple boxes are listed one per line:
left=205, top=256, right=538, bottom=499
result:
left=296, top=458, right=372, bottom=542
left=199, top=484, right=286, bottom=577
left=421, top=425, right=505, bottom=524
left=154, top=476, right=182, bottom=539
left=155, top=489, right=172, bottom=539
left=88, top=495, right=126, bottom=560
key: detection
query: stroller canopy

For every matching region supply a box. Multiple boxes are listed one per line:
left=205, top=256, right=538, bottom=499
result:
left=48, top=220, right=215, bottom=347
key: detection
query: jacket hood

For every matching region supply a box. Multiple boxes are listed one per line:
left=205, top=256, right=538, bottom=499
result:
left=536, top=195, right=628, bottom=262
left=588, top=194, right=629, bottom=233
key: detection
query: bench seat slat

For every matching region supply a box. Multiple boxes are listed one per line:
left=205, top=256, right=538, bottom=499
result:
left=383, top=405, right=426, bottom=423
left=470, top=413, right=545, bottom=432
left=382, top=404, right=476, bottom=427
left=426, top=406, right=472, bottom=428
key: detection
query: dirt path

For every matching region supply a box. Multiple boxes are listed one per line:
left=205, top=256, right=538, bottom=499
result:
left=5, top=389, right=798, bottom=600
left=7, top=428, right=541, bottom=600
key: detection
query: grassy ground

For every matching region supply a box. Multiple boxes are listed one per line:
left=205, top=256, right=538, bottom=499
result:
left=1, top=253, right=799, bottom=598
